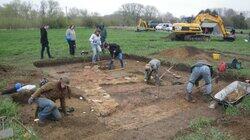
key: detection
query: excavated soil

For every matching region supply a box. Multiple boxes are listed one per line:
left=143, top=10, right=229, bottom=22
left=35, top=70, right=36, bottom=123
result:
left=16, top=59, right=243, bottom=139
left=157, top=46, right=213, bottom=62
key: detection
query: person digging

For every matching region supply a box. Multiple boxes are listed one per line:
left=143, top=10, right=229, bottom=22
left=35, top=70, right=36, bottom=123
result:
left=186, top=60, right=213, bottom=103
left=28, top=77, right=71, bottom=126
left=144, top=59, right=161, bottom=86
left=104, top=43, right=124, bottom=70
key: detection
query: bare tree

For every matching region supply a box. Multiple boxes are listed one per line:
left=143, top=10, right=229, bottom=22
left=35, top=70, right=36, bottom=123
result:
left=120, top=3, right=144, bottom=25
left=39, top=1, right=47, bottom=19
left=161, top=12, right=176, bottom=23
left=143, top=5, right=159, bottom=20
left=68, top=7, right=81, bottom=18
left=47, top=0, right=63, bottom=17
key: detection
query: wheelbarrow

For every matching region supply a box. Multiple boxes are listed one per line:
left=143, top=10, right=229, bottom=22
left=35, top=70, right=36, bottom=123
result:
left=209, top=81, right=250, bottom=109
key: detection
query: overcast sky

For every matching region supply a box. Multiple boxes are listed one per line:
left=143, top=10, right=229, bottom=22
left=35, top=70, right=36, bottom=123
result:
left=0, top=0, right=250, bottom=17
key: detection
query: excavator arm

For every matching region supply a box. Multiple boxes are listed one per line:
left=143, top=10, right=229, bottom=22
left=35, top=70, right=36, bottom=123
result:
left=193, top=13, right=235, bottom=41
left=135, top=18, right=155, bottom=32
left=169, top=12, right=235, bottom=41
left=137, top=19, right=149, bottom=29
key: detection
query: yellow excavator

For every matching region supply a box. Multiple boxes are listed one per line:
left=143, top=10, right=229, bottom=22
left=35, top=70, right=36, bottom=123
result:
left=136, top=18, right=156, bottom=32
left=170, top=12, right=236, bottom=41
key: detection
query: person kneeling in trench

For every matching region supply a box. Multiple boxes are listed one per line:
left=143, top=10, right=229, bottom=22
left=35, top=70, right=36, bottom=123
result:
left=186, top=60, right=213, bottom=103
left=144, top=59, right=161, bottom=86
left=104, top=43, right=124, bottom=70
left=28, top=77, right=71, bottom=126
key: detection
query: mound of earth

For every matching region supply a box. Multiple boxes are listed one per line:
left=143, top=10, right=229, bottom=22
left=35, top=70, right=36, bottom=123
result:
left=0, top=64, right=13, bottom=74
left=158, top=46, right=212, bottom=61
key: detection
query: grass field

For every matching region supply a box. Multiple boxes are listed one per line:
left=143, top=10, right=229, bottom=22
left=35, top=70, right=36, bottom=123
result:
left=0, top=28, right=249, bottom=68
left=0, top=28, right=249, bottom=139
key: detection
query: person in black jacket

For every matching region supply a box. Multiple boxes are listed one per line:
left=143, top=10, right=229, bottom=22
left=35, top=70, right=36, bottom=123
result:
left=104, top=43, right=124, bottom=70
left=40, top=25, right=53, bottom=59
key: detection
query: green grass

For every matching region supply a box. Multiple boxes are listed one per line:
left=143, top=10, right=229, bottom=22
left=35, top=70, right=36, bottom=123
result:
left=226, top=96, right=250, bottom=116
left=175, top=117, right=233, bottom=140
left=176, top=127, right=233, bottom=140
left=225, top=105, right=241, bottom=116
left=0, top=28, right=249, bottom=70
left=240, top=96, right=250, bottom=112
left=1, top=28, right=248, bottom=139
left=189, top=117, right=213, bottom=131
left=0, top=98, right=38, bottom=139
left=0, top=98, right=18, bottom=117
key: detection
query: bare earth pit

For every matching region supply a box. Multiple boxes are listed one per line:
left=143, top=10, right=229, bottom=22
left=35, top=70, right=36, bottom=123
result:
left=20, top=59, right=232, bottom=140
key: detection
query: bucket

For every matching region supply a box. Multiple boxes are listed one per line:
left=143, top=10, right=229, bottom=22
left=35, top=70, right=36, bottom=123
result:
left=212, top=53, right=220, bottom=60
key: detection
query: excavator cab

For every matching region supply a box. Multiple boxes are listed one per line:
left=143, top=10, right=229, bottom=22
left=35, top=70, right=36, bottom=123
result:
left=170, top=23, right=210, bottom=41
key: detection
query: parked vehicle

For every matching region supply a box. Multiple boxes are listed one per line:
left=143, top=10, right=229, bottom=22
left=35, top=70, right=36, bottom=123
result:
left=148, top=20, right=160, bottom=28
left=156, top=23, right=173, bottom=31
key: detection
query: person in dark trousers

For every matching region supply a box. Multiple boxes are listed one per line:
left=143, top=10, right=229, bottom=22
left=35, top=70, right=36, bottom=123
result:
left=100, top=25, right=107, bottom=46
left=40, top=25, right=53, bottom=59
left=104, top=43, right=124, bottom=70
left=66, top=25, right=76, bottom=56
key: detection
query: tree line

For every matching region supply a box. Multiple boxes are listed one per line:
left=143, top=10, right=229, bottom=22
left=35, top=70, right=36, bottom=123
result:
left=0, top=0, right=249, bottom=29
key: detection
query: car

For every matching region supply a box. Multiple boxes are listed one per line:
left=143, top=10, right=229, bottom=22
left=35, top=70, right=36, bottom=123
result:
left=148, top=20, right=160, bottom=28
left=156, top=23, right=173, bottom=31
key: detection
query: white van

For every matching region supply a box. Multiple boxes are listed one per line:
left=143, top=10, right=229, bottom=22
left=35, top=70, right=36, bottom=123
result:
left=156, top=23, right=173, bottom=31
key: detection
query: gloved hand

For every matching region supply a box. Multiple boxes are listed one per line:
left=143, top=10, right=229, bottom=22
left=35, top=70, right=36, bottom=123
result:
left=28, top=97, right=34, bottom=104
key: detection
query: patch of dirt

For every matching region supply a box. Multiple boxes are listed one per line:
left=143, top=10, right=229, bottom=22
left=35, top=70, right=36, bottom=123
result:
left=14, top=58, right=248, bottom=139
left=216, top=116, right=250, bottom=139
left=158, top=46, right=213, bottom=62
left=0, top=64, right=12, bottom=74
left=20, top=98, right=109, bottom=139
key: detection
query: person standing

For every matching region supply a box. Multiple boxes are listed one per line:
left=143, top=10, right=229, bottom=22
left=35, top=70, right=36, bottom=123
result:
left=89, top=29, right=102, bottom=64
left=186, top=60, right=213, bottom=103
left=66, top=25, right=76, bottom=56
left=40, top=25, right=53, bottom=59
left=100, top=25, right=107, bottom=46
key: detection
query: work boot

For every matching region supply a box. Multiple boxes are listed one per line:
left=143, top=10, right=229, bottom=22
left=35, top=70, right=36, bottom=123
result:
left=185, top=93, right=196, bottom=103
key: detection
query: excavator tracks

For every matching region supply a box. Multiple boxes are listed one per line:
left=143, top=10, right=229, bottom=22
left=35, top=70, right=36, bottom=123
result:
left=169, top=33, right=211, bottom=41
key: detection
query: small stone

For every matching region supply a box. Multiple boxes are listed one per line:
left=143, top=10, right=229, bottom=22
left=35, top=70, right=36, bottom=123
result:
left=124, top=77, right=131, bottom=80
left=34, top=119, right=39, bottom=122
left=92, top=99, right=103, bottom=103
left=84, top=66, right=91, bottom=69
